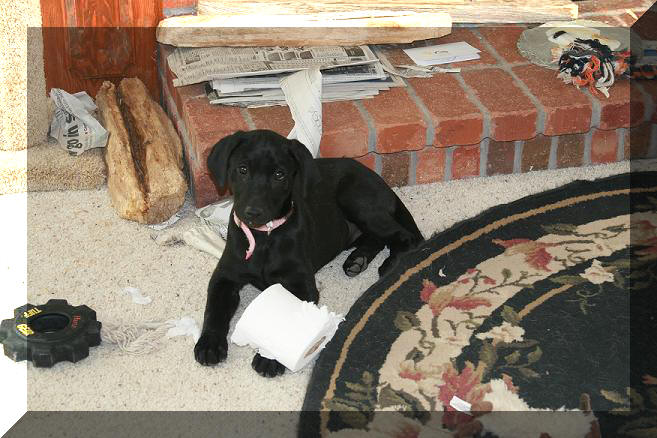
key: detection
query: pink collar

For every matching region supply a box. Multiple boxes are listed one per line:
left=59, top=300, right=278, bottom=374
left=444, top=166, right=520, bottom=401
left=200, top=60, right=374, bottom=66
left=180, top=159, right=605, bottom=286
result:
left=233, top=205, right=294, bottom=260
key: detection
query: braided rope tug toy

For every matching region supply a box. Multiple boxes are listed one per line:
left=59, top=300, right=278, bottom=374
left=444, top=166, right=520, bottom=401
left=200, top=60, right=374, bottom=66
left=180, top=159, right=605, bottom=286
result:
left=556, top=37, right=631, bottom=98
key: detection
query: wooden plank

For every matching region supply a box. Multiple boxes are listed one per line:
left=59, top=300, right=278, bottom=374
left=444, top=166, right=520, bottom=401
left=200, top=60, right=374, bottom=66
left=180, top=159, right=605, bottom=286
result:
left=197, top=0, right=578, bottom=24
left=96, top=78, right=187, bottom=224
left=156, top=12, right=452, bottom=47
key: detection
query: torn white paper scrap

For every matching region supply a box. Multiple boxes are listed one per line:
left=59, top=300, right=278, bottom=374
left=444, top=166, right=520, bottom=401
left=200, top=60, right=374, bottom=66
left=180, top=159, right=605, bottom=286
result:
left=281, top=68, right=323, bottom=158
left=166, top=316, right=201, bottom=342
left=151, top=231, right=184, bottom=246
left=182, top=225, right=227, bottom=259
left=121, top=287, right=152, bottom=305
left=231, top=283, right=344, bottom=372
left=147, top=211, right=183, bottom=231
left=49, top=88, right=109, bottom=156
left=403, top=42, right=481, bottom=66
left=196, top=198, right=233, bottom=240
left=450, top=395, right=472, bottom=414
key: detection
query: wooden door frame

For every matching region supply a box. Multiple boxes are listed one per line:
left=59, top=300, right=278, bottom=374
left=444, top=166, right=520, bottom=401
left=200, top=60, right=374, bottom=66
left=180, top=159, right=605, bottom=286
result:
left=39, top=0, right=163, bottom=100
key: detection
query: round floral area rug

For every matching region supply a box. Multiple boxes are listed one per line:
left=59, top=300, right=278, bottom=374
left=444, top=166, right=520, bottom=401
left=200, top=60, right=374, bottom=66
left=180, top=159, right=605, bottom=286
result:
left=300, top=172, right=657, bottom=438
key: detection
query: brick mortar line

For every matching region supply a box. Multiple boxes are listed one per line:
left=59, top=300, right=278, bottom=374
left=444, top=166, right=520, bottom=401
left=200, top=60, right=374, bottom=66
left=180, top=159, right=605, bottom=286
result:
left=583, top=129, right=593, bottom=165
left=479, top=138, right=489, bottom=177
left=548, top=135, right=558, bottom=169
left=633, top=82, right=656, bottom=125
left=470, top=28, right=546, bottom=135
left=456, top=61, right=531, bottom=72
left=513, top=140, right=523, bottom=173
left=375, top=153, right=383, bottom=175
left=647, top=125, right=657, bottom=159
left=353, top=100, right=377, bottom=153
left=617, top=127, right=626, bottom=162
left=444, top=147, right=454, bottom=181
left=453, top=74, right=491, bottom=141
left=409, top=151, right=418, bottom=185
left=402, top=80, right=436, bottom=147
left=239, top=108, right=256, bottom=130
left=376, top=48, right=435, bottom=146
left=582, top=88, right=602, bottom=130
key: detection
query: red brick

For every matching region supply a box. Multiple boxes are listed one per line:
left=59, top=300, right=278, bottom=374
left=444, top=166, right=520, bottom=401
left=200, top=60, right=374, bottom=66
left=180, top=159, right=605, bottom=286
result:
left=319, top=101, right=368, bottom=158
left=462, top=68, right=538, bottom=141
left=416, top=148, right=445, bottom=184
left=160, top=43, right=206, bottom=112
left=521, top=135, right=552, bottom=172
left=408, top=74, right=484, bottom=147
left=362, top=87, right=426, bottom=154
left=557, top=133, right=585, bottom=168
left=247, top=106, right=294, bottom=136
left=183, top=98, right=249, bottom=206
left=183, top=98, right=249, bottom=165
left=590, top=79, right=643, bottom=130
left=591, top=129, right=619, bottom=164
left=163, top=0, right=196, bottom=8
left=191, top=170, right=226, bottom=208
left=478, top=27, right=528, bottom=64
left=625, top=123, right=654, bottom=159
left=577, top=0, right=645, bottom=14
left=487, top=140, right=515, bottom=175
left=381, top=152, right=410, bottom=187
left=378, top=46, right=419, bottom=66
left=354, top=154, right=376, bottom=172
left=424, top=28, right=497, bottom=68
left=513, top=64, right=592, bottom=136
left=452, top=144, right=480, bottom=179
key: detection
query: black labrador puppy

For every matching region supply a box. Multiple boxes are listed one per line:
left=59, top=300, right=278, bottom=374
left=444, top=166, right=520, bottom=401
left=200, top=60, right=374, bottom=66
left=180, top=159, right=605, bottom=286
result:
left=195, top=129, right=423, bottom=377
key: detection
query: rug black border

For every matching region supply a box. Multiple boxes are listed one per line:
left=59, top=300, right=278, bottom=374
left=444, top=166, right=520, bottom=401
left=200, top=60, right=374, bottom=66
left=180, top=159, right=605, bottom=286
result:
left=300, top=170, right=657, bottom=430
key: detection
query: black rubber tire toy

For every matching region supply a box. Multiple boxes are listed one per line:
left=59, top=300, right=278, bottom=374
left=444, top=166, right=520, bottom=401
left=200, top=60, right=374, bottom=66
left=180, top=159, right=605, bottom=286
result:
left=0, top=299, right=101, bottom=368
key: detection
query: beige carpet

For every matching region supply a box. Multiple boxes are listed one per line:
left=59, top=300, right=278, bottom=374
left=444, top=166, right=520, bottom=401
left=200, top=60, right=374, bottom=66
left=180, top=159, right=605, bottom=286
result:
left=2, top=160, right=653, bottom=415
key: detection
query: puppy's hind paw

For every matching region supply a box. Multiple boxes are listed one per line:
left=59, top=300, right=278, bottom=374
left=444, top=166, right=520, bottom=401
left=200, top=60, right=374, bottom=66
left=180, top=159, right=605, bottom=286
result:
left=252, top=353, right=286, bottom=378
left=194, top=332, right=228, bottom=366
left=343, top=255, right=368, bottom=277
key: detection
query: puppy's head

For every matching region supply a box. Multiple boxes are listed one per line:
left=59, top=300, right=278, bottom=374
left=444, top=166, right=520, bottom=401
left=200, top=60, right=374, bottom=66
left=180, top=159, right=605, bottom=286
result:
left=207, top=130, right=319, bottom=227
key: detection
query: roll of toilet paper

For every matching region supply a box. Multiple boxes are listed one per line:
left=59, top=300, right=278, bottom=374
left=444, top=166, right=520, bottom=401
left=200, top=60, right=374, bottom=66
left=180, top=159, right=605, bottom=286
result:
left=230, top=283, right=344, bottom=372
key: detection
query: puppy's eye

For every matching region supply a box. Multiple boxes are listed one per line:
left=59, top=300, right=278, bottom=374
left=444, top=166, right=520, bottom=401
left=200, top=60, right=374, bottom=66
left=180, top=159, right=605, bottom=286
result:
left=274, top=170, right=286, bottom=181
left=238, top=165, right=248, bottom=175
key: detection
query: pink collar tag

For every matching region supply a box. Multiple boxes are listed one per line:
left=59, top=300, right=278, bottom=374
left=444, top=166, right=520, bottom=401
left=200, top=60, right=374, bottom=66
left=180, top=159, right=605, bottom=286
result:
left=233, top=205, right=294, bottom=260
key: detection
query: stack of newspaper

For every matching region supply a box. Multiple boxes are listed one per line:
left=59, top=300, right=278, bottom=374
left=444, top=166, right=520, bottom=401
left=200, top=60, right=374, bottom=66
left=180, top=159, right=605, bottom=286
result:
left=167, top=45, right=404, bottom=108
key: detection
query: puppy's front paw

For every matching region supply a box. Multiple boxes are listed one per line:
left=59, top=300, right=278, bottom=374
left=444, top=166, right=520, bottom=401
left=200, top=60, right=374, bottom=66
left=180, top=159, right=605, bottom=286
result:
left=194, top=332, right=228, bottom=366
left=251, top=353, right=286, bottom=377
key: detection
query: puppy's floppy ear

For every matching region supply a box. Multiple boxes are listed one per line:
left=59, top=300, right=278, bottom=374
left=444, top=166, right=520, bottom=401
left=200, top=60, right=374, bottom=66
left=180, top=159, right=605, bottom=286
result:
left=207, top=131, right=245, bottom=188
left=286, top=139, right=320, bottom=199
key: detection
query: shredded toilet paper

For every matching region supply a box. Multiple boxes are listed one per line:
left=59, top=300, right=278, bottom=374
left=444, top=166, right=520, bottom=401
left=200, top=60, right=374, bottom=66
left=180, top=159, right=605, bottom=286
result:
left=166, top=316, right=201, bottom=342
left=230, top=283, right=344, bottom=372
left=121, top=286, right=152, bottom=305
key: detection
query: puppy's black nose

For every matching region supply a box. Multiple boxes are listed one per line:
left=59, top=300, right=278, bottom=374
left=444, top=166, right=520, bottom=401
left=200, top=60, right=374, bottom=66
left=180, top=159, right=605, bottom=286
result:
left=244, top=206, right=263, bottom=220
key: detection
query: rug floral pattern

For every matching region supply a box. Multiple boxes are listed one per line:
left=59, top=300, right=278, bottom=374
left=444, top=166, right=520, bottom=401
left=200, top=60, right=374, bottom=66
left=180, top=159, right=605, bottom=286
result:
left=301, top=175, right=657, bottom=438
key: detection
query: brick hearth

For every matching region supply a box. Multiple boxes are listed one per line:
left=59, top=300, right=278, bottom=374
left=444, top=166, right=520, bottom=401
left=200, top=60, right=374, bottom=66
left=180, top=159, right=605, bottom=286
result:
left=159, top=0, right=657, bottom=207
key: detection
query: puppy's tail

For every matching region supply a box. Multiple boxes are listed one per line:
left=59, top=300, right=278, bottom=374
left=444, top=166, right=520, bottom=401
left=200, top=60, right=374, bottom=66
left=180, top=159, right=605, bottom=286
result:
left=394, top=198, right=423, bottom=245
